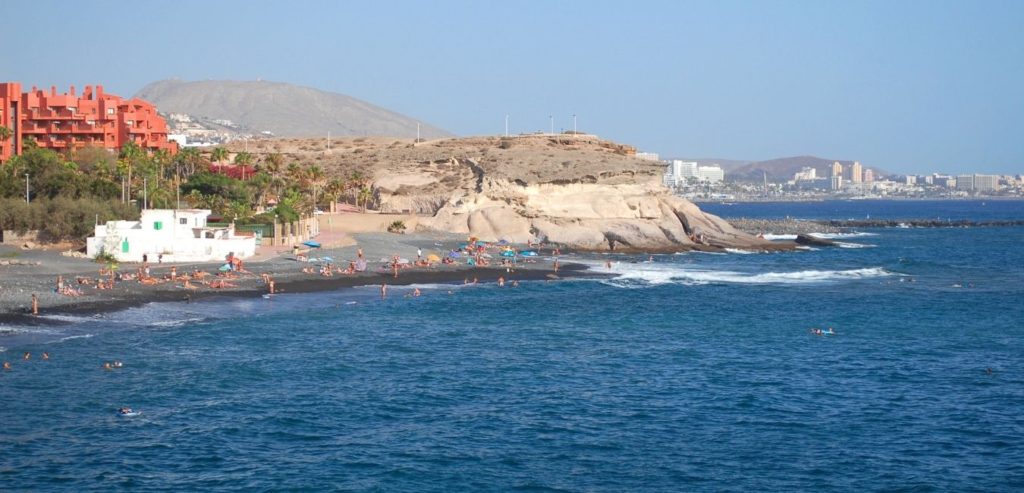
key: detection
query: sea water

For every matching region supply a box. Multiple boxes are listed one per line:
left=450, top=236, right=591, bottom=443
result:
left=2, top=200, right=1023, bottom=491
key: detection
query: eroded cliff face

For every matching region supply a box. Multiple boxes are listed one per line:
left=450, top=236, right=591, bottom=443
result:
left=374, top=152, right=779, bottom=252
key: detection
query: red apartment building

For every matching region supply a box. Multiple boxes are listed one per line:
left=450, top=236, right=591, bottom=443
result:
left=0, top=82, right=177, bottom=162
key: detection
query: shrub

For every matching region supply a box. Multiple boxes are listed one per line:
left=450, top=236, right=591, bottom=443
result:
left=386, top=220, right=406, bottom=234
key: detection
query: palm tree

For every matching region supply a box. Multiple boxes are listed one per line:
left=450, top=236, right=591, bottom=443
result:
left=306, top=165, right=326, bottom=211
left=263, top=152, right=283, bottom=179
left=210, top=146, right=228, bottom=164
left=120, top=141, right=144, bottom=202
left=347, top=171, right=367, bottom=205
left=358, top=186, right=373, bottom=212
left=233, top=151, right=254, bottom=180
left=0, top=125, right=11, bottom=158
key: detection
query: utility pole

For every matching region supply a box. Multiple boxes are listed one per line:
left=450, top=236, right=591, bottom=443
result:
left=505, top=114, right=509, bottom=137
left=143, top=177, right=148, bottom=209
left=549, top=115, right=554, bottom=135
left=573, top=114, right=577, bottom=134
left=416, top=122, right=420, bottom=142
left=24, top=173, right=29, bottom=204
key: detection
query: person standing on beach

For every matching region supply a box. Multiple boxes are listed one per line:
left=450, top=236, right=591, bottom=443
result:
left=381, top=283, right=388, bottom=298
left=31, top=293, right=38, bottom=316
left=553, top=259, right=559, bottom=273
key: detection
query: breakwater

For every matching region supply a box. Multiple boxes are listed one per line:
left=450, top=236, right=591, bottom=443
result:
left=729, top=217, right=1024, bottom=235
left=820, top=219, right=1024, bottom=228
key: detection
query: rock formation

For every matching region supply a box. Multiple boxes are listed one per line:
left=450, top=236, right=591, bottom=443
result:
left=370, top=135, right=787, bottom=252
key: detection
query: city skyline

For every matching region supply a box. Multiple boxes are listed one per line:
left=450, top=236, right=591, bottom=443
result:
left=2, top=0, right=1022, bottom=175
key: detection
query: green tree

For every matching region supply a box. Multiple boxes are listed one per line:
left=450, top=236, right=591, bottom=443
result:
left=210, top=146, right=229, bottom=165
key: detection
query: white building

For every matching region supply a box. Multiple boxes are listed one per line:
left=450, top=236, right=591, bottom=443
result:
left=793, top=167, right=817, bottom=181
left=86, top=209, right=257, bottom=263
left=663, top=160, right=699, bottom=187
left=636, top=152, right=661, bottom=162
left=697, top=165, right=725, bottom=184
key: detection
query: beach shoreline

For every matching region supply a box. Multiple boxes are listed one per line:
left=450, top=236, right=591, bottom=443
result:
left=0, top=230, right=604, bottom=326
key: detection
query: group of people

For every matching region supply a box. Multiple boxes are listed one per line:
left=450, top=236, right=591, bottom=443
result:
left=3, top=351, right=50, bottom=371
left=809, top=327, right=836, bottom=336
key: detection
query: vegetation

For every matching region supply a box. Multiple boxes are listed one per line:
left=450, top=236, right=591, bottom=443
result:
left=386, top=220, right=407, bottom=234
left=0, top=143, right=379, bottom=242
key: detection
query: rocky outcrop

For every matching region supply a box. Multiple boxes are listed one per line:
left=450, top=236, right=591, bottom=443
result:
left=795, top=234, right=838, bottom=247
left=387, top=169, right=785, bottom=252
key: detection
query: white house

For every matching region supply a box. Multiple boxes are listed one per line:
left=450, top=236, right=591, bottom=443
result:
left=86, top=209, right=257, bottom=263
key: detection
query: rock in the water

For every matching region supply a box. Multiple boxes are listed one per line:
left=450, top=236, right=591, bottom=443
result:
left=795, top=234, right=838, bottom=247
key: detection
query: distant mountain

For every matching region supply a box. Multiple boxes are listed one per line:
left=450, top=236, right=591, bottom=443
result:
left=135, top=79, right=452, bottom=139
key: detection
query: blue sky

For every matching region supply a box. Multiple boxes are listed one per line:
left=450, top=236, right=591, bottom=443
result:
left=3, top=0, right=1022, bottom=174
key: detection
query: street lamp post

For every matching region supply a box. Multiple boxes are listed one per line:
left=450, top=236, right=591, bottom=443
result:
left=24, top=173, right=29, bottom=204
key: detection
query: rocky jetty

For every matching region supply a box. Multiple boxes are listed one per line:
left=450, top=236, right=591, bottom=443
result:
left=795, top=234, right=838, bottom=247
left=727, top=218, right=843, bottom=236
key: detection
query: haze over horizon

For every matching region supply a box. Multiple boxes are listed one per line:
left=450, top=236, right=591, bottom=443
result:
left=3, top=0, right=1022, bottom=175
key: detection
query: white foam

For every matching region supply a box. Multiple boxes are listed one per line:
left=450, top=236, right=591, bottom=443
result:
left=149, top=317, right=207, bottom=328
left=601, top=263, right=892, bottom=288
left=814, top=232, right=877, bottom=239
left=48, top=333, right=96, bottom=344
left=724, top=248, right=759, bottom=255
left=762, top=234, right=797, bottom=241
left=835, top=241, right=876, bottom=249
left=37, top=314, right=97, bottom=324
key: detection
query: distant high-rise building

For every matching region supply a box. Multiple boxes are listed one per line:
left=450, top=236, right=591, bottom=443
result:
left=697, top=165, right=724, bottom=184
left=863, top=168, right=874, bottom=183
left=956, top=175, right=975, bottom=191
left=849, top=161, right=863, bottom=183
left=794, top=167, right=816, bottom=181
left=971, top=174, right=999, bottom=192
left=663, top=160, right=698, bottom=187
left=831, top=176, right=843, bottom=190
left=831, top=161, right=843, bottom=178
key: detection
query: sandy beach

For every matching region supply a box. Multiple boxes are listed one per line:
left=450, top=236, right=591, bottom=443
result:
left=0, top=218, right=600, bottom=325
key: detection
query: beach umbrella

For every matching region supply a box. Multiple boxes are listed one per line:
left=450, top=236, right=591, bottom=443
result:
left=218, top=264, right=231, bottom=272
left=426, top=254, right=441, bottom=262
left=303, top=240, right=321, bottom=248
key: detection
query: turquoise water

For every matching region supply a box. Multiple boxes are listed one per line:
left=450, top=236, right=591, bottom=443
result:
left=2, top=201, right=1024, bottom=491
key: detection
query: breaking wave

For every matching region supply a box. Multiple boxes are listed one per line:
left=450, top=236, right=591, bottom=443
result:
left=600, top=263, right=892, bottom=288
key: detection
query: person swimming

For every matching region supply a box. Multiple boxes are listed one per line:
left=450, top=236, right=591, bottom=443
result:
left=2, top=361, right=11, bottom=370
left=113, top=361, right=123, bottom=368
left=42, top=352, right=49, bottom=360
left=119, top=407, right=136, bottom=415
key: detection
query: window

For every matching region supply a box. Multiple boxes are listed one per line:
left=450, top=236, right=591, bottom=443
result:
left=179, top=218, right=187, bottom=225
left=154, top=221, right=163, bottom=231
left=107, top=108, right=115, bottom=115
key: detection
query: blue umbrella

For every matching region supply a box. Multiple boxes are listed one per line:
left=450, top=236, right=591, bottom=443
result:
left=303, top=240, right=321, bottom=248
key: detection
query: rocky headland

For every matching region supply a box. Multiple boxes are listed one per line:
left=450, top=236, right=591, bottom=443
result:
left=235, top=134, right=787, bottom=253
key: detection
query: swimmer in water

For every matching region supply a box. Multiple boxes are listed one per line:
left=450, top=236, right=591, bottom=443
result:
left=42, top=352, right=49, bottom=360
left=825, top=327, right=835, bottom=335
left=2, top=361, right=11, bottom=370
left=103, top=362, right=112, bottom=370
left=23, top=352, right=30, bottom=360
left=413, top=288, right=421, bottom=297
left=113, top=361, right=123, bottom=368
left=119, top=407, right=133, bottom=415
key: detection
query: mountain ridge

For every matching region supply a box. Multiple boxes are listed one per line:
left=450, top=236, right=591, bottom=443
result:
left=135, top=79, right=452, bottom=140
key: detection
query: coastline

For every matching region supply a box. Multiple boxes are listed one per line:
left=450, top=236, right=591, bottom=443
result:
left=0, top=230, right=605, bottom=326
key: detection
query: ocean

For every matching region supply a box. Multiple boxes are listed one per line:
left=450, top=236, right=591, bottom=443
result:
left=2, top=200, right=1023, bottom=491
